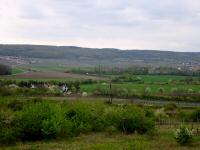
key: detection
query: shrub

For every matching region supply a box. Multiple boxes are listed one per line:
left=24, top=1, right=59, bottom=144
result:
left=65, top=102, right=106, bottom=134
left=0, top=110, right=16, bottom=144
left=0, top=99, right=156, bottom=144
left=190, top=107, right=200, bottom=122
left=155, top=108, right=169, bottom=121
left=47, top=86, right=62, bottom=96
left=164, top=103, right=177, bottom=111
left=144, top=87, right=151, bottom=95
left=130, top=89, right=137, bottom=95
left=177, top=110, right=191, bottom=121
left=0, top=64, right=11, bottom=75
left=41, top=114, right=64, bottom=139
left=121, top=88, right=129, bottom=98
left=82, top=92, right=88, bottom=97
left=174, top=126, right=193, bottom=145
left=158, top=87, right=165, bottom=93
left=15, top=101, right=66, bottom=141
left=104, top=107, right=121, bottom=126
left=115, top=106, right=155, bottom=134
left=187, top=89, right=194, bottom=93
left=144, top=108, right=155, bottom=118
left=7, top=100, right=24, bottom=111
left=171, top=88, right=178, bottom=94
left=71, top=86, right=77, bottom=93
left=0, top=87, right=16, bottom=96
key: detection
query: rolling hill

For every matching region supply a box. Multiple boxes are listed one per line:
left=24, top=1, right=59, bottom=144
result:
left=0, top=44, right=199, bottom=67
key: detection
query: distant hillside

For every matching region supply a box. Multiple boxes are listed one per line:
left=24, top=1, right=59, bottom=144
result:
left=0, top=44, right=199, bottom=67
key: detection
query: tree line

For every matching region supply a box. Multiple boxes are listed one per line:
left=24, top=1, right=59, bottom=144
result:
left=71, top=65, right=200, bottom=76
left=0, top=64, right=11, bottom=75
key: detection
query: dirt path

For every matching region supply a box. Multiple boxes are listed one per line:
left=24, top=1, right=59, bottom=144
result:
left=40, top=96, right=200, bottom=108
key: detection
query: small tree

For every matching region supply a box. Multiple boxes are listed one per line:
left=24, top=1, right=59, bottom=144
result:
left=187, top=89, right=193, bottom=94
left=144, top=87, right=151, bottom=95
left=158, top=87, right=164, bottom=94
left=174, top=126, right=193, bottom=145
left=171, top=88, right=178, bottom=94
left=0, top=64, right=11, bottom=75
left=155, top=108, right=168, bottom=121
left=190, top=107, right=200, bottom=122
left=71, top=86, right=77, bottom=93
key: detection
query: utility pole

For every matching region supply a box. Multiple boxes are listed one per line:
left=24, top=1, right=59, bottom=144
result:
left=109, top=80, right=112, bottom=104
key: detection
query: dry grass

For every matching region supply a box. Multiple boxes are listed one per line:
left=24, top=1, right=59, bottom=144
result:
left=1, top=128, right=200, bottom=150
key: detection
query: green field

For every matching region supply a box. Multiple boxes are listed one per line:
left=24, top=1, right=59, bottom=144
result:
left=11, top=68, right=26, bottom=75
left=80, top=74, right=200, bottom=94
left=79, top=75, right=200, bottom=102
left=81, top=83, right=200, bottom=94
left=136, top=75, right=199, bottom=83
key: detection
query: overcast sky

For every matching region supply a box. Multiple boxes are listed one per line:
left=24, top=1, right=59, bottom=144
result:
left=0, top=0, right=200, bottom=52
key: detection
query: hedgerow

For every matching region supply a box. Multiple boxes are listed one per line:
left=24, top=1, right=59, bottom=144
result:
left=0, top=100, right=155, bottom=145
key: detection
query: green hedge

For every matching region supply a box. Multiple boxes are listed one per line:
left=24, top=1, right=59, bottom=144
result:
left=0, top=100, right=155, bottom=145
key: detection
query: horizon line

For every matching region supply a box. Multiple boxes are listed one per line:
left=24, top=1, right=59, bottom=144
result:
left=0, top=43, right=199, bottom=53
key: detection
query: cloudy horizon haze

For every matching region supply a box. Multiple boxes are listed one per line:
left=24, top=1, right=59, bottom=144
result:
left=0, top=0, right=200, bottom=52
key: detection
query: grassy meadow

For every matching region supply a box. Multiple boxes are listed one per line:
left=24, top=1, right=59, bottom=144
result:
left=2, top=129, right=200, bottom=150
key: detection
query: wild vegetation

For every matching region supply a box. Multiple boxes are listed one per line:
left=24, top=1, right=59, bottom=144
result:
left=0, top=98, right=155, bottom=144
left=0, top=45, right=200, bottom=149
left=0, top=97, right=200, bottom=149
left=0, top=64, right=11, bottom=75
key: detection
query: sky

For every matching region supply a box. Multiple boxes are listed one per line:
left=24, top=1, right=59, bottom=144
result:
left=0, top=0, right=200, bottom=52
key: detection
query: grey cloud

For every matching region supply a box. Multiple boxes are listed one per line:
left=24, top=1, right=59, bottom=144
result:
left=0, top=0, right=200, bottom=51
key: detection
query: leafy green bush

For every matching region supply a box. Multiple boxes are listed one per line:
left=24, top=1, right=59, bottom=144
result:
left=144, top=108, right=155, bottom=118
left=70, top=86, right=76, bottom=93
left=47, top=86, right=62, bottom=96
left=113, top=106, right=155, bottom=134
left=104, top=107, right=120, bottom=125
left=15, top=101, right=66, bottom=141
left=0, top=87, right=16, bottom=96
left=0, top=64, right=11, bottom=75
left=0, top=99, right=156, bottom=144
left=7, top=100, right=24, bottom=111
left=171, top=88, right=178, bottom=94
left=0, top=110, right=17, bottom=144
left=154, top=108, right=169, bottom=121
left=144, top=87, right=151, bottom=95
left=177, top=110, right=191, bottom=121
left=164, top=103, right=177, bottom=111
left=174, top=126, right=193, bottom=145
left=158, top=87, right=165, bottom=93
left=65, top=102, right=106, bottom=134
left=190, top=107, right=200, bottom=122
left=187, top=89, right=194, bottom=93
left=130, top=89, right=137, bottom=96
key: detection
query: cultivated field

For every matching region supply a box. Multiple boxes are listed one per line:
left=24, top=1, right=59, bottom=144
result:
left=1, top=71, right=106, bottom=81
